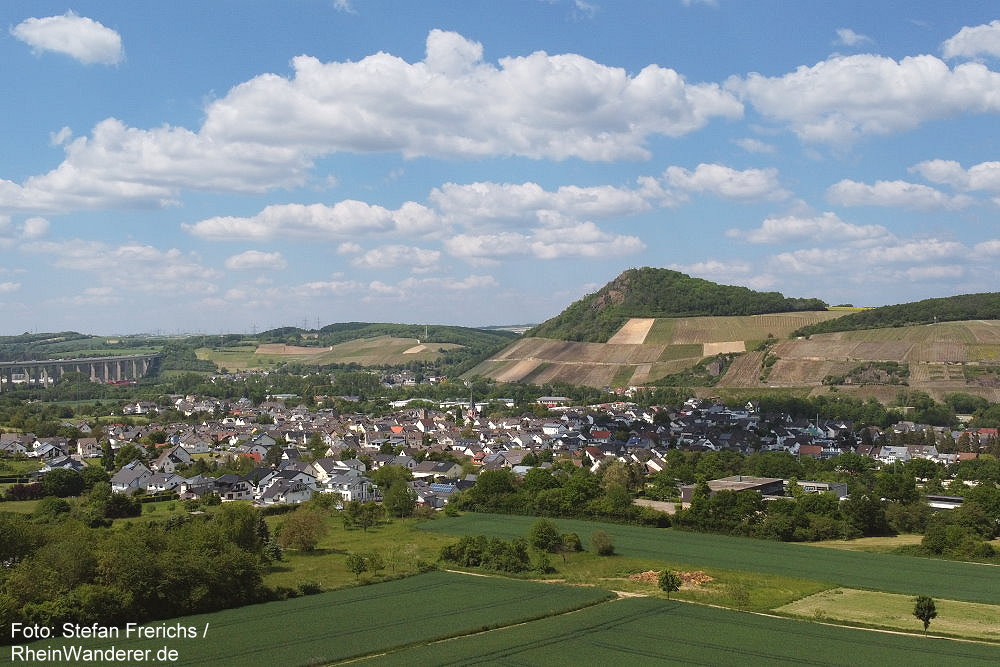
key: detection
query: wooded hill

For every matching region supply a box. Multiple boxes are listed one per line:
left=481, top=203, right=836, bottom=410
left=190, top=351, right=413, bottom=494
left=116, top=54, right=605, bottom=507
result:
left=792, top=293, right=1000, bottom=337
left=527, top=268, right=827, bottom=343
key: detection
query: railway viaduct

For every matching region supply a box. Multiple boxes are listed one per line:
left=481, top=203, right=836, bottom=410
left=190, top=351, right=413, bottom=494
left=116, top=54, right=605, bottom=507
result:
left=0, top=353, right=160, bottom=392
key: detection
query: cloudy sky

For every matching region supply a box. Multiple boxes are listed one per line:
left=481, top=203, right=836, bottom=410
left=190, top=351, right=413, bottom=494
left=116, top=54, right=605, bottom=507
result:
left=2, top=1, right=999, bottom=335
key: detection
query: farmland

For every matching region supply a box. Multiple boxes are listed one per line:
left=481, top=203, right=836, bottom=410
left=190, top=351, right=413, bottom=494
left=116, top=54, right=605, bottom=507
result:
left=777, top=588, right=1000, bottom=641
left=470, top=314, right=1000, bottom=395
left=16, top=572, right=615, bottom=666
left=418, top=514, right=1000, bottom=605
left=197, top=336, right=463, bottom=370
left=362, top=596, right=1000, bottom=666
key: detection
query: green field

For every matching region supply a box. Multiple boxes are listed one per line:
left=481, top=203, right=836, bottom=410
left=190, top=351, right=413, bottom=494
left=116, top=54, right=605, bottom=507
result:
left=777, top=588, right=1000, bottom=641
left=419, top=514, right=1000, bottom=604
left=362, top=596, right=1000, bottom=666
left=18, top=572, right=614, bottom=666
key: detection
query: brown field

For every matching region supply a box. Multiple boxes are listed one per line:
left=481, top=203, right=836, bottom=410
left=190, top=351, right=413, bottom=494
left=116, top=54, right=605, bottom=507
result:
left=703, top=341, right=746, bottom=355
left=718, top=351, right=765, bottom=387
left=255, top=343, right=334, bottom=355
left=203, top=336, right=463, bottom=370
left=608, top=318, right=656, bottom=344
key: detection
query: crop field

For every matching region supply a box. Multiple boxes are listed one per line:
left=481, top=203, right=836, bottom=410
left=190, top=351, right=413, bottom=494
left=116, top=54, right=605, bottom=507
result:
left=777, top=588, right=1000, bottom=641
left=199, top=336, right=462, bottom=370
left=718, top=350, right=765, bottom=387
left=362, top=596, right=1000, bottom=666
left=20, top=572, right=615, bottom=667
left=419, top=514, right=1000, bottom=604
left=652, top=312, right=845, bottom=345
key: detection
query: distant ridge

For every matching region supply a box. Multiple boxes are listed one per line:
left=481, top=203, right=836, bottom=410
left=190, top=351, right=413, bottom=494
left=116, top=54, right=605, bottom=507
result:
left=527, top=267, right=827, bottom=343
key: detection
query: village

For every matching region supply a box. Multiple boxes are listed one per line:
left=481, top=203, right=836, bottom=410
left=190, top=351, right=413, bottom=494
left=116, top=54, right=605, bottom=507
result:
left=3, top=392, right=995, bottom=511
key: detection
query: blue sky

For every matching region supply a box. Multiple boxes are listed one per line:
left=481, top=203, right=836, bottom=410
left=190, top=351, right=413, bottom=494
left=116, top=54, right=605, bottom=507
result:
left=1, top=1, right=999, bottom=335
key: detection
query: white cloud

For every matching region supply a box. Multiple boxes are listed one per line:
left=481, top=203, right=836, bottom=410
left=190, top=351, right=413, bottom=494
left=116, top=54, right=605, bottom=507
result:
left=225, top=250, right=287, bottom=270
left=22, top=240, right=219, bottom=294
left=733, top=137, right=776, bottom=154
left=0, top=282, right=21, bottom=293
left=729, top=54, right=1000, bottom=144
left=835, top=28, right=872, bottom=47
left=336, top=242, right=362, bottom=255
left=350, top=245, right=441, bottom=273
left=429, top=180, right=655, bottom=230
left=665, top=163, right=789, bottom=201
left=826, top=179, right=973, bottom=210
left=727, top=212, right=892, bottom=245
left=771, top=237, right=966, bottom=279
left=942, top=20, right=1000, bottom=60
left=974, top=239, right=1000, bottom=255
left=444, top=221, right=644, bottom=262
left=910, top=159, right=1000, bottom=192
left=184, top=200, right=437, bottom=241
left=11, top=11, right=123, bottom=65
left=332, top=1, right=356, bottom=14
left=202, top=29, right=742, bottom=162
left=398, top=274, right=499, bottom=291
left=2, top=30, right=743, bottom=214
left=20, top=217, right=49, bottom=238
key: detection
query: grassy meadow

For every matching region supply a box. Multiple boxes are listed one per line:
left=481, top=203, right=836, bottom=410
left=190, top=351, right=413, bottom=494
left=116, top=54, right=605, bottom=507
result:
left=417, top=513, right=1000, bottom=605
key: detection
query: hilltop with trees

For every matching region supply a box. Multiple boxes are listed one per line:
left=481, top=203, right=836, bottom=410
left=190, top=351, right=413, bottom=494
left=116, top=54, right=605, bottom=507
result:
left=526, top=268, right=827, bottom=343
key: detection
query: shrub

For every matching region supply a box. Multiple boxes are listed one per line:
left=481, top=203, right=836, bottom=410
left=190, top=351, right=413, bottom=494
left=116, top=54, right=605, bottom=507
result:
left=591, top=530, right=615, bottom=556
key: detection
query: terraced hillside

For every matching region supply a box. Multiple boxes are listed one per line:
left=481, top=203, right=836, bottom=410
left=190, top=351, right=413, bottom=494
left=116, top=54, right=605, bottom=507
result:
left=469, top=316, right=1000, bottom=398
left=467, top=312, right=846, bottom=388
left=743, top=320, right=1000, bottom=401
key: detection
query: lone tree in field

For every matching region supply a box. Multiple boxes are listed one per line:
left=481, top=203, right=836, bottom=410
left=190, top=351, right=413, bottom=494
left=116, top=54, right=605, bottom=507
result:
left=913, top=595, right=937, bottom=634
left=658, top=570, right=682, bottom=599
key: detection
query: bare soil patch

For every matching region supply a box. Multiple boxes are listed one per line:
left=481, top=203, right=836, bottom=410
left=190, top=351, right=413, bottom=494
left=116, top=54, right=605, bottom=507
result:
left=608, top=318, right=656, bottom=345
left=704, top=341, right=746, bottom=355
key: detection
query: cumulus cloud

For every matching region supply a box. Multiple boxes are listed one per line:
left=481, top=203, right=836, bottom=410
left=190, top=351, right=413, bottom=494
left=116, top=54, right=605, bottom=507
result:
left=11, top=11, right=123, bottom=65
left=22, top=240, right=219, bottom=294
left=942, top=20, right=1000, bottom=60
left=910, top=159, right=1000, bottom=192
left=2, top=29, right=743, bottom=214
left=429, top=180, right=656, bottom=230
left=224, top=250, right=287, bottom=270
left=835, top=28, right=872, bottom=47
left=184, top=201, right=438, bottom=241
left=826, top=179, right=974, bottom=210
left=201, top=29, right=742, bottom=162
left=0, top=282, right=21, bottom=293
left=729, top=54, right=1000, bottom=144
left=444, top=221, right=644, bottom=263
left=974, top=239, right=1000, bottom=255
left=733, top=137, right=776, bottom=154
left=727, top=212, right=892, bottom=245
left=350, top=245, right=441, bottom=273
left=664, top=163, right=790, bottom=201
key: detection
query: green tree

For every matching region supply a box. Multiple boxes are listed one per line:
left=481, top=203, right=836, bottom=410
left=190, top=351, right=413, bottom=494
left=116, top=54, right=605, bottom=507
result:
left=278, top=507, right=328, bottom=551
left=41, top=468, right=84, bottom=498
left=346, top=552, right=368, bottom=581
left=591, top=530, right=615, bottom=556
left=527, top=518, right=562, bottom=554
left=658, top=570, right=682, bottom=599
left=382, top=483, right=417, bottom=518
left=912, top=595, right=937, bottom=634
